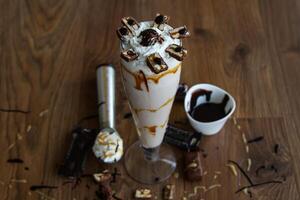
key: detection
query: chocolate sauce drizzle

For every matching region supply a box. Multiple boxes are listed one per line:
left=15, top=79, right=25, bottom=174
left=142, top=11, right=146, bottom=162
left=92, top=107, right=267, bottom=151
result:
left=7, top=158, right=24, bottom=163
left=0, top=108, right=30, bottom=114
left=139, top=29, right=163, bottom=46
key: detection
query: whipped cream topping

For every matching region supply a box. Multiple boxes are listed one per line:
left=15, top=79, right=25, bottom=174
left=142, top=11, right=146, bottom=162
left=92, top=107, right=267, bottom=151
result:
left=121, top=21, right=181, bottom=75
left=92, top=128, right=123, bottom=163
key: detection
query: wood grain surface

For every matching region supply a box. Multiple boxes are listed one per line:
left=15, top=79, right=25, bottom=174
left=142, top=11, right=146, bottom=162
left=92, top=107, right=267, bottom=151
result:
left=1, top=0, right=300, bottom=199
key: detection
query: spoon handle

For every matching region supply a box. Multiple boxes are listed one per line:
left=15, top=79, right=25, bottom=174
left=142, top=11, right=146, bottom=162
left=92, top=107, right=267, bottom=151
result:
left=96, top=64, right=116, bottom=130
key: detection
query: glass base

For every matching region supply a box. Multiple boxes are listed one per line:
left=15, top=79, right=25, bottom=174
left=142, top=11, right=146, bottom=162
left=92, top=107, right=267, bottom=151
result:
left=124, top=141, right=177, bottom=184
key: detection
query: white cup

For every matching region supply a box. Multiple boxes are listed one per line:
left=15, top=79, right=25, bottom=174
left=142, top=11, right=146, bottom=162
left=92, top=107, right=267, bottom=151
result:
left=184, top=83, right=236, bottom=136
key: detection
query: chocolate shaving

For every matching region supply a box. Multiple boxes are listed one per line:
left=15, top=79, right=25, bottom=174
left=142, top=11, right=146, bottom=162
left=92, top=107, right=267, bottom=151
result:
left=228, top=160, right=253, bottom=185
left=235, top=180, right=283, bottom=193
left=30, top=185, right=58, bottom=191
left=123, top=112, right=132, bottom=119
left=139, top=29, right=163, bottom=46
left=111, top=168, right=121, bottom=183
left=0, top=108, right=30, bottom=114
left=7, top=158, right=24, bottom=163
left=247, top=136, right=264, bottom=144
left=274, top=144, right=279, bottom=154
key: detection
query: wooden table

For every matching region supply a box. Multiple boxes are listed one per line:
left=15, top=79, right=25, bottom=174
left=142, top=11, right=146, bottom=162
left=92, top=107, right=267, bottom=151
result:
left=1, top=0, right=300, bottom=199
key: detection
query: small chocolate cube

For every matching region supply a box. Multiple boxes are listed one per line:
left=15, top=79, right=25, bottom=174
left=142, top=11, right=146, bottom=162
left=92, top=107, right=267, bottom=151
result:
left=134, top=188, right=152, bottom=199
left=121, top=17, right=140, bottom=34
left=153, top=14, right=170, bottom=30
left=165, top=44, right=187, bottom=61
left=169, top=26, right=190, bottom=39
left=184, top=151, right=203, bottom=181
left=121, top=49, right=139, bottom=62
left=146, top=53, right=168, bottom=74
left=163, top=184, right=175, bottom=200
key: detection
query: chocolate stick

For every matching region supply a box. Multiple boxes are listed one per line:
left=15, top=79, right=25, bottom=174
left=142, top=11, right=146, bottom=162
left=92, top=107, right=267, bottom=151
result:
left=235, top=180, right=283, bottom=193
left=228, top=160, right=253, bottom=185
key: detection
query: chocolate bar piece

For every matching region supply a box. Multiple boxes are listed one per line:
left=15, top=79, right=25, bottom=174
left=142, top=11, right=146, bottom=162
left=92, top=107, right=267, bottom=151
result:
left=175, top=83, right=189, bottom=101
left=93, top=170, right=112, bottom=183
left=164, top=124, right=201, bottom=151
left=165, top=44, right=187, bottom=61
left=153, top=14, right=170, bottom=30
left=121, top=17, right=140, bottom=34
left=163, top=184, right=175, bottom=200
left=184, top=151, right=203, bottom=181
left=169, top=26, right=190, bottom=39
left=146, top=53, right=168, bottom=74
left=121, top=49, right=139, bottom=62
left=96, top=184, right=113, bottom=200
left=58, top=127, right=98, bottom=178
left=116, top=26, right=132, bottom=41
left=134, top=188, right=152, bottom=199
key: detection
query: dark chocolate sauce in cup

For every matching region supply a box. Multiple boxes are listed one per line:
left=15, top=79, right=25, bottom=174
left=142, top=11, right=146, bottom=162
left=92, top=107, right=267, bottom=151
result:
left=189, top=89, right=230, bottom=122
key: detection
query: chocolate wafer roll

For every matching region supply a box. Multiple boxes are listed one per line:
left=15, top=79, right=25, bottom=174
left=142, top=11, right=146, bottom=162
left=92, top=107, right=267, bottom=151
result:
left=165, top=44, right=187, bottom=61
left=121, top=17, right=140, bottom=34
left=169, top=26, right=190, bottom=39
left=153, top=14, right=170, bottom=30
left=146, top=53, right=168, bottom=74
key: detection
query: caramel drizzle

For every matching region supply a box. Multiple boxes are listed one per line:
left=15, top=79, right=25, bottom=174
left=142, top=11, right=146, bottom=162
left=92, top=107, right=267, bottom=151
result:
left=121, top=64, right=181, bottom=91
left=141, top=119, right=168, bottom=136
left=134, top=96, right=175, bottom=114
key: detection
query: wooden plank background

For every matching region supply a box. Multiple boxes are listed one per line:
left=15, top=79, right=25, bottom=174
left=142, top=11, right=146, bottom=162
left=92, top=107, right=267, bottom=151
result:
left=1, top=0, right=300, bottom=199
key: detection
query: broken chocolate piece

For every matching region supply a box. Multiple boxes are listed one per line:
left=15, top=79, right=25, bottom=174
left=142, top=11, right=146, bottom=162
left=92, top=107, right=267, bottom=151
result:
left=163, top=184, right=175, bottom=200
left=164, top=124, right=201, bottom=151
left=184, top=151, right=203, bottom=181
left=93, top=170, right=112, bottom=183
left=116, top=26, right=132, bottom=40
left=166, top=44, right=187, bottom=61
left=134, top=188, right=152, bottom=199
left=121, top=49, right=139, bottom=62
left=153, top=14, right=170, bottom=30
left=58, top=127, right=98, bottom=178
left=96, top=184, right=113, bottom=200
left=146, top=53, right=168, bottom=74
left=169, top=26, right=190, bottom=39
left=121, top=17, right=140, bottom=34
left=175, top=83, right=189, bottom=101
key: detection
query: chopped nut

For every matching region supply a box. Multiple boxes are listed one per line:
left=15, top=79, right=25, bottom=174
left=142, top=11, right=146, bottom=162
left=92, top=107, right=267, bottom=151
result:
left=163, top=184, right=175, bottom=200
left=134, top=188, right=152, bottom=199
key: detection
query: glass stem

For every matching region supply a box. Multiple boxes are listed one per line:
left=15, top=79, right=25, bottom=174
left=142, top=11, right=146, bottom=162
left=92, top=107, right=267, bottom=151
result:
left=142, top=146, right=160, bottom=161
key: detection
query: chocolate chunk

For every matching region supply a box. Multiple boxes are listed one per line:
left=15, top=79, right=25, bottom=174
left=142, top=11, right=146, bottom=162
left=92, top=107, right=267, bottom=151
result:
left=134, top=188, right=152, bottom=199
left=153, top=14, right=170, bottom=30
left=184, top=151, right=203, bottom=181
left=121, top=49, right=139, bottom=62
left=93, top=170, right=112, bottom=183
left=175, top=83, right=189, bottom=101
left=169, top=26, right=190, bottom=39
left=116, top=26, right=132, bottom=40
left=163, top=184, right=175, bottom=200
left=139, top=29, right=163, bottom=46
left=58, top=127, right=98, bottom=178
left=96, top=184, right=113, bottom=200
left=164, top=124, right=201, bottom=151
left=121, top=17, right=140, bottom=34
left=165, top=44, right=187, bottom=61
left=146, top=53, right=168, bottom=74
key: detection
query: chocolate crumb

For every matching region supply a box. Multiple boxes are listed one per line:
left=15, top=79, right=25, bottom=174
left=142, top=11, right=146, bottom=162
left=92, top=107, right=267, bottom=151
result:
left=274, top=144, right=279, bottom=154
left=247, top=136, right=264, bottom=144
left=30, top=185, right=58, bottom=191
left=7, top=158, right=24, bottom=163
left=202, top=153, right=208, bottom=158
left=24, top=167, right=29, bottom=170
left=154, top=177, right=160, bottom=182
left=123, top=112, right=132, bottom=119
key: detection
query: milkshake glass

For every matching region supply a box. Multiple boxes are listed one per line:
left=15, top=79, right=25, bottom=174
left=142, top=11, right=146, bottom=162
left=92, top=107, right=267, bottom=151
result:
left=118, top=16, right=189, bottom=184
